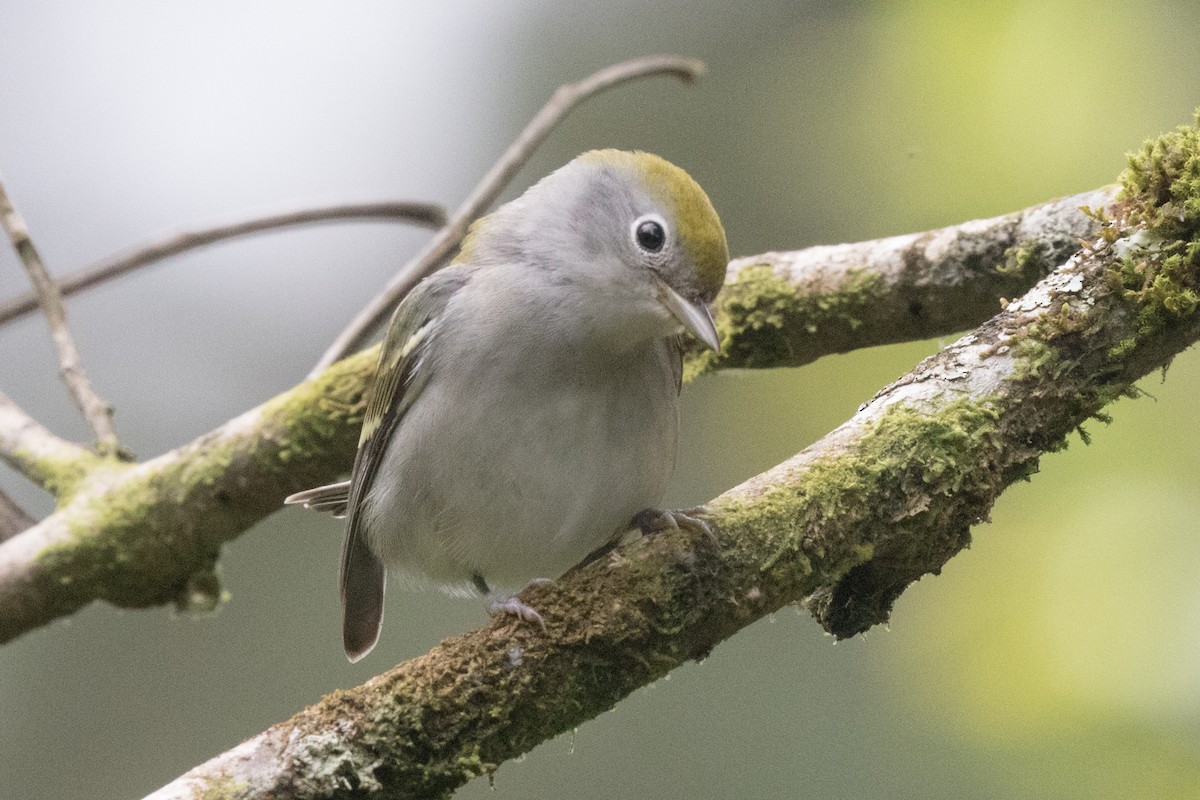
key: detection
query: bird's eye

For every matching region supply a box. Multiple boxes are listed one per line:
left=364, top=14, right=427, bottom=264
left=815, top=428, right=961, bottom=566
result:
left=633, top=215, right=667, bottom=253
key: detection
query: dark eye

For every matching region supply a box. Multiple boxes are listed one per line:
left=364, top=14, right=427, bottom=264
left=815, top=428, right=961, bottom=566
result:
left=634, top=217, right=666, bottom=253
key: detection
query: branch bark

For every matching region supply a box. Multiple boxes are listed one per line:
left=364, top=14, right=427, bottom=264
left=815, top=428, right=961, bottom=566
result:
left=0, top=390, right=100, bottom=493
left=0, top=350, right=373, bottom=642
left=0, top=201, right=446, bottom=326
left=143, top=153, right=1200, bottom=798
left=689, top=187, right=1112, bottom=376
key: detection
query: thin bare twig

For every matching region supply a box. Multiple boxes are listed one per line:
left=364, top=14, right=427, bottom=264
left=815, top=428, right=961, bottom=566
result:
left=0, top=487, right=36, bottom=543
left=0, top=201, right=446, bottom=326
left=311, top=54, right=706, bottom=375
left=0, top=175, right=118, bottom=454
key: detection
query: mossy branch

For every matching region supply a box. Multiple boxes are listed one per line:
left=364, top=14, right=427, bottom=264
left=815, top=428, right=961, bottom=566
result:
left=141, top=115, right=1200, bottom=800
left=683, top=186, right=1111, bottom=379
left=0, top=349, right=375, bottom=642
left=0, top=390, right=101, bottom=496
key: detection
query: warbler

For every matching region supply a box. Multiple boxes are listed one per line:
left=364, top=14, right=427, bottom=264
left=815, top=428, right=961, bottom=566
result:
left=287, top=150, right=728, bottom=661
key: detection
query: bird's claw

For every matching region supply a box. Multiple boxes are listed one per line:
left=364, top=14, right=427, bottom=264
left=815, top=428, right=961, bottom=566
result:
left=632, top=506, right=717, bottom=543
left=487, top=596, right=547, bottom=631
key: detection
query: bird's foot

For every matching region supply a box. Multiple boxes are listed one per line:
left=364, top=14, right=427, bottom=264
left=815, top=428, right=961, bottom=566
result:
left=483, top=576, right=553, bottom=631
left=631, top=505, right=717, bottom=543
left=487, top=595, right=547, bottom=631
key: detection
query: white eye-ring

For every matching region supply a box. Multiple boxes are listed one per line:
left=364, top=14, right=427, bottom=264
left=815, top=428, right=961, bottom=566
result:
left=631, top=213, right=669, bottom=254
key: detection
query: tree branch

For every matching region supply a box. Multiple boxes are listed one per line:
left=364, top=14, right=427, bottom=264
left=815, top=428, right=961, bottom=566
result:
left=688, top=187, right=1113, bottom=377
left=142, top=128, right=1200, bottom=796
left=0, top=201, right=447, bottom=327
left=312, top=54, right=706, bottom=374
left=0, top=187, right=1107, bottom=645
left=0, top=390, right=100, bottom=494
left=0, top=349, right=374, bottom=642
left=0, top=174, right=119, bottom=454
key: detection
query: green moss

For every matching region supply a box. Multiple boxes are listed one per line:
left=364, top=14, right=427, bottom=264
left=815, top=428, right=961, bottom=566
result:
left=1120, top=109, right=1200, bottom=236
left=29, top=348, right=378, bottom=619
left=13, top=449, right=103, bottom=501
left=177, top=565, right=228, bottom=614
left=267, top=347, right=375, bottom=470
left=32, top=463, right=188, bottom=612
left=1110, top=108, right=1200, bottom=350
left=1109, top=335, right=1139, bottom=359
left=190, top=773, right=250, bottom=800
left=1009, top=294, right=1093, bottom=382
left=1080, top=204, right=1124, bottom=247
left=714, top=397, right=1002, bottom=600
left=1006, top=109, right=1200, bottom=382
left=684, top=263, right=886, bottom=380
left=998, top=240, right=1051, bottom=281
left=998, top=114, right=1200, bottom=420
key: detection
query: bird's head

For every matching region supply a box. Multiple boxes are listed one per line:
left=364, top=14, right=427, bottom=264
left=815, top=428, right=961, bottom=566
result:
left=459, top=149, right=729, bottom=351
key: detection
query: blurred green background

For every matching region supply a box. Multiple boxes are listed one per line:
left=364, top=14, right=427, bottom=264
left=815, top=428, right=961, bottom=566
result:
left=3, top=1, right=1200, bottom=798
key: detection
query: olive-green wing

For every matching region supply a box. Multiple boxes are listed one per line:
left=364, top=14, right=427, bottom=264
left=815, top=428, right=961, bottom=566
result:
left=339, top=267, right=471, bottom=661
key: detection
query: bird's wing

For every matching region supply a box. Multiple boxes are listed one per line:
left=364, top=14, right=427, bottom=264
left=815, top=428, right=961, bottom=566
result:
left=669, top=335, right=686, bottom=394
left=339, top=266, right=472, bottom=660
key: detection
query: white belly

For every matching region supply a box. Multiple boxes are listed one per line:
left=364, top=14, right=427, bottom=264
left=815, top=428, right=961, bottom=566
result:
left=361, top=339, right=679, bottom=591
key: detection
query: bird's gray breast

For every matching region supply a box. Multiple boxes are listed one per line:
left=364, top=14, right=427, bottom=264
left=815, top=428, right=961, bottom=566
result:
left=361, top=267, right=681, bottom=589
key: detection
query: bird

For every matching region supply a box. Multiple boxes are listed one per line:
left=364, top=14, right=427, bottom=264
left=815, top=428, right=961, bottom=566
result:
left=286, top=150, right=728, bottom=662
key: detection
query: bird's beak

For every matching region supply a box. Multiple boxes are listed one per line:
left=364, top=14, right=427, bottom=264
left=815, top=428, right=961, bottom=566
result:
left=657, top=280, right=721, bottom=353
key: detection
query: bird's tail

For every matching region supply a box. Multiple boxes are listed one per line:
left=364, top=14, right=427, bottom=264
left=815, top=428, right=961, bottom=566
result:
left=341, top=528, right=386, bottom=662
left=287, top=479, right=386, bottom=660
left=284, top=481, right=352, bottom=518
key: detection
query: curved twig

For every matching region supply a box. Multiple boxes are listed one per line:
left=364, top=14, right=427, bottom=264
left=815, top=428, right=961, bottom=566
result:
left=0, top=201, right=446, bottom=326
left=311, top=54, right=707, bottom=375
left=0, top=175, right=118, bottom=454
